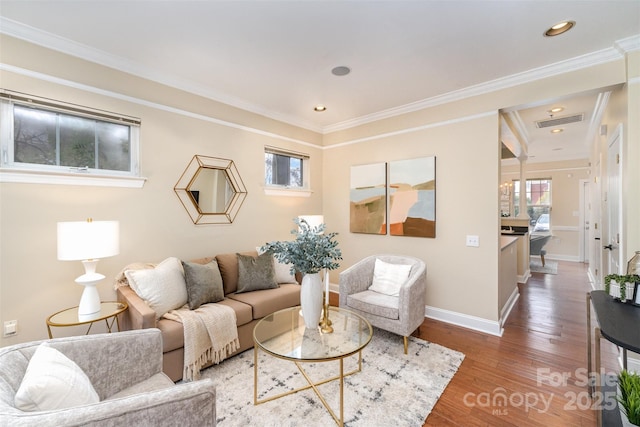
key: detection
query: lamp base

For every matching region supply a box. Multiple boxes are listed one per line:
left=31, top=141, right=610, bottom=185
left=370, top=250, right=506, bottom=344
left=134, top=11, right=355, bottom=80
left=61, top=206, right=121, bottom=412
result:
left=76, top=271, right=104, bottom=316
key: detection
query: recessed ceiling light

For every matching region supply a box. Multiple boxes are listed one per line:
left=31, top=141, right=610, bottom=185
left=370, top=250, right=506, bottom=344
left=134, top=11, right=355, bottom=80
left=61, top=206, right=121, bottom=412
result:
left=331, top=66, right=351, bottom=76
left=544, top=20, right=575, bottom=37
left=551, top=128, right=564, bottom=134
left=552, top=147, right=564, bottom=151
left=549, top=107, right=564, bottom=113
left=314, top=104, right=326, bottom=112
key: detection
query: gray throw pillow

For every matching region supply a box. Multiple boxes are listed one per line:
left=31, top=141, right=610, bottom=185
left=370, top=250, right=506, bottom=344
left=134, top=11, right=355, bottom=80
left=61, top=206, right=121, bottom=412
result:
left=236, top=252, right=279, bottom=293
left=182, top=260, right=225, bottom=309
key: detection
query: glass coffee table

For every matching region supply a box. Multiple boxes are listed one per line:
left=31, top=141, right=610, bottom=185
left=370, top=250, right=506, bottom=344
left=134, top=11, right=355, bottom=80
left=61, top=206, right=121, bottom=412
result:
left=253, top=306, right=373, bottom=426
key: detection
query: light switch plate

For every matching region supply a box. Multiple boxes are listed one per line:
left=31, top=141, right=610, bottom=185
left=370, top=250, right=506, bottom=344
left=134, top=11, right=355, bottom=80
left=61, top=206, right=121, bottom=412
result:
left=466, top=235, right=480, bottom=247
left=3, top=320, right=17, bottom=337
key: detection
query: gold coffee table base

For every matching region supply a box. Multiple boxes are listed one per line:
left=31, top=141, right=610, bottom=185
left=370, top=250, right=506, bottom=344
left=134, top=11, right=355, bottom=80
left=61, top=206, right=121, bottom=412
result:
left=253, top=347, right=363, bottom=426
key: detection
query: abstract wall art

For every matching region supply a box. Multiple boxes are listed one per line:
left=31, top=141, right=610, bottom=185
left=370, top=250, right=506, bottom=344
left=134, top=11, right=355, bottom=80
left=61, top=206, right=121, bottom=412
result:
left=388, top=157, right=436, bottom=238
left=349, top=163, right=387, bottom=235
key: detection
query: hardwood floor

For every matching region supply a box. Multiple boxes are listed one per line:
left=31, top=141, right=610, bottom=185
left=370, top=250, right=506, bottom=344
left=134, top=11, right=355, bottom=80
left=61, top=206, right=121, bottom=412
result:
left=417, top=261, right=620, bottom=427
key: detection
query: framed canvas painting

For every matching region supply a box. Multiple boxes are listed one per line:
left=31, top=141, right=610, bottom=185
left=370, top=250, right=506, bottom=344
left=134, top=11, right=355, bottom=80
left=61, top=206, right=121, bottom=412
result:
left=350, top=163, right=387, bottom=234
left=389, top=157, right=436, bottom=237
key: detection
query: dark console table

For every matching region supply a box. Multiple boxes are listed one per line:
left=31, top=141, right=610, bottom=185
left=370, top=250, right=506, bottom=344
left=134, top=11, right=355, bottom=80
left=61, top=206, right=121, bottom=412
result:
left=587, top=290, right=640, bottom=426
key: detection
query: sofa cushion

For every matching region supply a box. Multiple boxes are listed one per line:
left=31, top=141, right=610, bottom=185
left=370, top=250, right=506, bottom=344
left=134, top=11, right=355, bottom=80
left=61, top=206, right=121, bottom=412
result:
left=216, top=251, right=257, bottom=295
left=256, top=246, right=297, bottom=284
left=182, top=260, right=225, bottom=310
left=217, top=298, right=254, bottom=326
left=125, top=257, right=188, bottom=319
left=347, top=290, right=399, bottom=320
left=227, top=283, right=301, bottom=319
left=236, top=252, right=279, bottom=293
left=14, top=343, right=100, bottom=412
left=156, top=318, right=186, bottom=353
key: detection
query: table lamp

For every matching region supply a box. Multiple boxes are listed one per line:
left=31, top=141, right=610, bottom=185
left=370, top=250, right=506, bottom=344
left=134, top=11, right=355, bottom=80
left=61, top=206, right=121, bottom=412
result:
left=57, top=219, right=120, bottom=316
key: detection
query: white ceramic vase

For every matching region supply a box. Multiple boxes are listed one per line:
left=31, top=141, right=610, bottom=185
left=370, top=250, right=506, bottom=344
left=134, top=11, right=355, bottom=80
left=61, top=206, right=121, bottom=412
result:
left=300, top=273, right=323, bottom=329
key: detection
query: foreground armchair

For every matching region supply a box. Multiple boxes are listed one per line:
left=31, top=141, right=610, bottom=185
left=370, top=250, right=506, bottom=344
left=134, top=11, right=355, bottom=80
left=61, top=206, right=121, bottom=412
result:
left=339, top=254, right=426, bottom=354
left=0, top=329, right=216, bottom=427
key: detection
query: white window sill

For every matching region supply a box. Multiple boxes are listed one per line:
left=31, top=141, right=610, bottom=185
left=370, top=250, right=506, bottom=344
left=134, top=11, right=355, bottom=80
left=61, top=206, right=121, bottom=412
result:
left=264, top=187, right=312, bottom=197
left=0, top=169, right=147, bottom=188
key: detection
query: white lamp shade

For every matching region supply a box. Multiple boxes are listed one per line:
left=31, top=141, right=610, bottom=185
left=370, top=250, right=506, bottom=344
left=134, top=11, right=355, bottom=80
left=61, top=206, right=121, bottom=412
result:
left=57, top=220, right=120, bottom=261
left=298, top=215, right=324, bottom=230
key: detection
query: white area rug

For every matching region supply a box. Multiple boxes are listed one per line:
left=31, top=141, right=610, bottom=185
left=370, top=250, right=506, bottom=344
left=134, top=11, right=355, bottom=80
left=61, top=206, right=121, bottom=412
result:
left=199, top=328, right=464, bottom=427
left=530, top=259, right=558, bottom=274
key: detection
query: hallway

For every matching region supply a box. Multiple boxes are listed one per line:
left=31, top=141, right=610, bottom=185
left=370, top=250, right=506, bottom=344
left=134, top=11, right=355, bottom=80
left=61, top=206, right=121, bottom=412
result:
left=422, top=261, right=620, bottom=426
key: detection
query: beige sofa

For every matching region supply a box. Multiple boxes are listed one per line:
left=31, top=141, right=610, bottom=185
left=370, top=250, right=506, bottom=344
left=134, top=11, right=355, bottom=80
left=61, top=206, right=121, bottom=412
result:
left=116, top=251, right=300, bottom=381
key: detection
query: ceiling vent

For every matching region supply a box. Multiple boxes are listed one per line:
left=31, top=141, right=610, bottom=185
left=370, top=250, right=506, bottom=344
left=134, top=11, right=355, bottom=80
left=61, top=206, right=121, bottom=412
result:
left=535, top=113, right=584, bottom=129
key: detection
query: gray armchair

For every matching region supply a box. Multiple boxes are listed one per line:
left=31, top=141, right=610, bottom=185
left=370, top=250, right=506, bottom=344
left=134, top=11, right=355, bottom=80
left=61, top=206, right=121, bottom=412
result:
left=339, top=254, right=427, bottom=354
left=0, top=329, right=216, bottom=427
left=530, top=234, right=552, bottom=266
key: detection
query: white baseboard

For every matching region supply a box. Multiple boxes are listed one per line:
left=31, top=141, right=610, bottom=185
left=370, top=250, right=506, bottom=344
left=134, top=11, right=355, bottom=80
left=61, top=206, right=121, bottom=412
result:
left=424, top=305, right=503, bottom=337
left=500, top=288, right=520, bottom=327
left=518, top=269, right=531, bottom=284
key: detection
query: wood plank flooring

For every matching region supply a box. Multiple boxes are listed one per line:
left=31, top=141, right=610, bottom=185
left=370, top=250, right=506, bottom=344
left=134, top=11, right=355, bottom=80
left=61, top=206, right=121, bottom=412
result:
left=418, top=261, right=620, bottom=426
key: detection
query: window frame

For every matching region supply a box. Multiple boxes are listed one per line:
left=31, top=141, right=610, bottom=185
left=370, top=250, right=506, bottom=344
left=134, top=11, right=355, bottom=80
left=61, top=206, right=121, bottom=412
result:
left=263, top=146, right=312, bottom=197
left=513, top=178, right=552, bottom=229
left=0, top=90, right=144, bottom=188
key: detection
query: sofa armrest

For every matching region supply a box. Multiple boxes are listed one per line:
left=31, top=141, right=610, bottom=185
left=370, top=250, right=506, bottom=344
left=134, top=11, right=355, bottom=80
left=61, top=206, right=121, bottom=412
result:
left=117, top=285, right=157, bottom=331
left=0, top=379, right=216, bottom=427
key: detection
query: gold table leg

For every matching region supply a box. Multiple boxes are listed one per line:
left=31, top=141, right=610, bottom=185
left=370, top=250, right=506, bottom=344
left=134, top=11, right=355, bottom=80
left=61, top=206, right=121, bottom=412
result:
left=254, top=348, right=363, bottom=426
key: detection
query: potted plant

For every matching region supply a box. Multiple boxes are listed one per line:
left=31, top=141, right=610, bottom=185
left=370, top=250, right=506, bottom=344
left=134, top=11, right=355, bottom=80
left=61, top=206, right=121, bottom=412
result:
left=605, top=274, right=640, bottom=302
left=261, top=218, right=342, bottom=328
left=617, top=369, right=640, bottom=426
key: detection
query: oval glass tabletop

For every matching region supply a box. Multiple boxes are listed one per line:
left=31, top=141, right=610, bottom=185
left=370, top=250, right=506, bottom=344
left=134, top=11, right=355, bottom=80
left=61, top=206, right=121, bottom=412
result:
left=253, top=306, right=373, bottom=362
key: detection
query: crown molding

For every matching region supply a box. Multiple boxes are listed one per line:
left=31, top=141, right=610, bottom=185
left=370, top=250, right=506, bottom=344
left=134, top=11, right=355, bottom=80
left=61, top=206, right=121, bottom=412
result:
left=1, top=17, right=636, bottom=136
left=323, top=46, right=626, bottom=134
left=0, top=17, right=324, bottom=134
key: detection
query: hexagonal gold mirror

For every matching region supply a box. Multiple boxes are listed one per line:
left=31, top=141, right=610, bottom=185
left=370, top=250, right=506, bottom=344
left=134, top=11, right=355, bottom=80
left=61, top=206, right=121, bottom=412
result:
left=174, top=155, right=247, bottom=224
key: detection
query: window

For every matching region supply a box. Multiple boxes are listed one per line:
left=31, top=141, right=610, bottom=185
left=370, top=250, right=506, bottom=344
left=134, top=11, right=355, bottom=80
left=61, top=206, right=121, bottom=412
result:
left=264, top=146, right=310, bottom=196
left=0, top=90, right=141, bottom=185
left=513, top=178, right=552, bottom=230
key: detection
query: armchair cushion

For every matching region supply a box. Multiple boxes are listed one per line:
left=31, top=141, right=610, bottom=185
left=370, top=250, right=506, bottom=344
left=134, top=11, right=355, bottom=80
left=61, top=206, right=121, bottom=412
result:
left=369, top=258, right=412, bottom=296
left=125, top=257, right=188, bottom=319
left=14, top=343, right=99, bottom=412
left=348, top=290, right=399, bottom=320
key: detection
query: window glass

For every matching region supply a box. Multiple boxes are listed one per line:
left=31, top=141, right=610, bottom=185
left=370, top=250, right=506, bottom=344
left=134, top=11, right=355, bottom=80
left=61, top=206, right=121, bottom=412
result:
left=264, top=148, right=307, bottom=189
left=2, top=93, right=139, bottom=178
left=513, top=179, right=552, bottom=231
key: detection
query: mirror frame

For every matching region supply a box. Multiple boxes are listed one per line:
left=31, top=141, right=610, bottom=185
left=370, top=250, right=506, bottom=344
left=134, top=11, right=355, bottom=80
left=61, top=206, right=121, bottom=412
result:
left=174, top=155, right=247, bottom=224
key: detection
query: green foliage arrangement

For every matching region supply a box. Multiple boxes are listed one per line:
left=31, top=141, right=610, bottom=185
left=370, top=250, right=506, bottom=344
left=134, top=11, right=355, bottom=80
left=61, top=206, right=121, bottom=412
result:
left=618, top=369, right=640, bottom=426
left=604, top=274, right=640, bottom=300
left=261, top=218, right=342, bottom=275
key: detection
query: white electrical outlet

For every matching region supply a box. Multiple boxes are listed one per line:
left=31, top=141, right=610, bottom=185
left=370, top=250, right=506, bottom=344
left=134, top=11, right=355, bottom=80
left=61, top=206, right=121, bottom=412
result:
left=466, top=235, right=480, bottom=247
left=3, top=320, right=17, bottom=337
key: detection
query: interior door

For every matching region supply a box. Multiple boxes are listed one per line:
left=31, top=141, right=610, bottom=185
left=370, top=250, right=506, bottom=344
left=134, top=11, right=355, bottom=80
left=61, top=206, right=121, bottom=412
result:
left=605, top=125, right=623, bottom=275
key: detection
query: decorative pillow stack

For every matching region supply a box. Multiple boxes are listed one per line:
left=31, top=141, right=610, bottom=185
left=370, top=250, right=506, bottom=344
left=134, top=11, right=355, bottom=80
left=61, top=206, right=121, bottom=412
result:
left=124, top=257, right=188, bottom=318
left=15, top=343, right=99, bottom=412
left=368, top=258, right=412, bottom=297
left=236, top=252, right=279, bottom=293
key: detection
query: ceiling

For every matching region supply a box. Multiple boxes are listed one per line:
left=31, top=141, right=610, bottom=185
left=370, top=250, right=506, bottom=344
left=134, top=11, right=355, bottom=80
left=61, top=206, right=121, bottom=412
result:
left=1, top=1, right=639, bottom=163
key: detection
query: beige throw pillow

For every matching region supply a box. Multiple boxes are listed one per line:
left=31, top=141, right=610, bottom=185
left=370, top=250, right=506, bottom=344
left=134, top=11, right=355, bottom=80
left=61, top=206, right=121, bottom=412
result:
left=368, top=258, right=412, bottom=296
left=15, top=343, right=100, bottom=412
left=125, top=257, right=188, bottom=318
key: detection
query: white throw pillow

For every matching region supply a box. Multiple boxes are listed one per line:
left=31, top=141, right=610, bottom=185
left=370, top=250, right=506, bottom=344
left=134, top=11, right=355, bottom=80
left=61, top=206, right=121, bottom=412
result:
left=15, top=343, right=99, bottom=412
left=125, top=257, right=188, bottom=319
left=256, top=246, right=297, bottom=284
left=368, top=258, right=412, bottom=296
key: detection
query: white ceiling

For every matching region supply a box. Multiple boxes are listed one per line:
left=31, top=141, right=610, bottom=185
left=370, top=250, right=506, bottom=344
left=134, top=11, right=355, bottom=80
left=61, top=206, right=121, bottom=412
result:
left=1, top=1, right=639, bottom=162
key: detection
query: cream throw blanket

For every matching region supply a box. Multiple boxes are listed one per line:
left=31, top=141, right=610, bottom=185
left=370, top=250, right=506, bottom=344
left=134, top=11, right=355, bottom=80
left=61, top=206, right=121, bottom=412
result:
left=163, top=303, right=240, bottom=382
